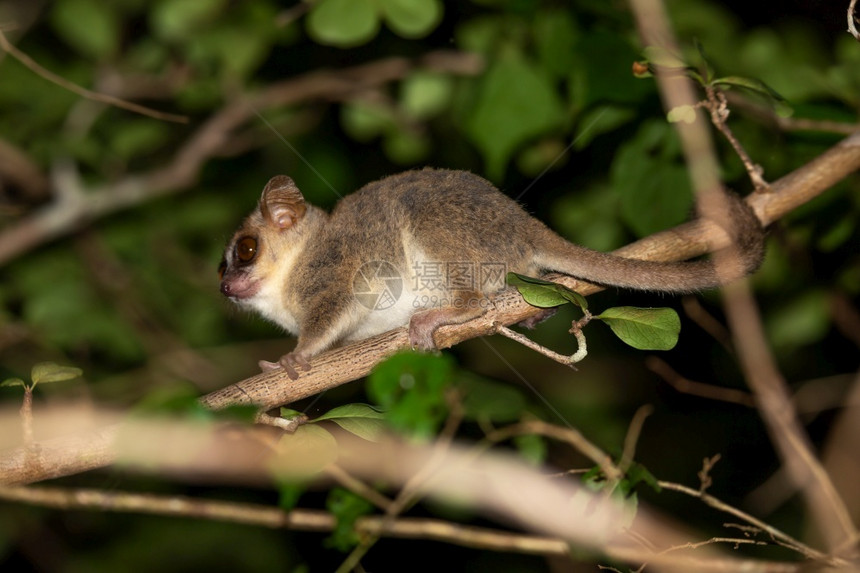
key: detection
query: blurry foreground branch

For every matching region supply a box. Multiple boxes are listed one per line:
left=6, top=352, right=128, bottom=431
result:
left=0, top=416, right=843, bottom=572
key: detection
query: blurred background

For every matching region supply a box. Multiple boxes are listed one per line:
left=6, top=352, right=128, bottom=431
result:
left=0, top=0, right=858, bottom=570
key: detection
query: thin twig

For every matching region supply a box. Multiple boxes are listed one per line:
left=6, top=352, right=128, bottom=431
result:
left=618, top=405, right=653, bottom=476
left=0, top=30, right=188, bottom=123
left=0, top=484, right=570, bottom=557
left=657, top=480, right=843, bottom=565
left=726, top=93, right=860, bottom=135
left=681, top=296, right=734, bottom=353
left=325, top=465, right=394, bottom=512
left=256, top=412, right=306, bottom=432
left=702, top=86, right=769, bottom=190
left=645, top=356, right=756, bottom=407
left=697, top=454, right=721, bottom=493
left=494, top=323, right=581, bottom=366
left=483, top=419, right=622, bottom=486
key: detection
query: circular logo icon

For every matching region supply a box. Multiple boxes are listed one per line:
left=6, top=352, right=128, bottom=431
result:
left=353, top=260, right=403, bottom=310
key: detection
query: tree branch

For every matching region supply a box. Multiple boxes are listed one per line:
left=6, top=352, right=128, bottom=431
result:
left=0, top=51, right=484, bottom=267
left=0, top=30, right=188, bottom=124
left=0, top=485, right=570, bottom=557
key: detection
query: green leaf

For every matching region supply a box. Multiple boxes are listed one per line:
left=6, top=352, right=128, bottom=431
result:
left=1, top=378, right=26, bottom=389
left=466, top=51, right=565, bottom=180
left=516, top=138, right=569, bottom=177
left=325, top=488, right=374, bottom=551
left=111, top=121, right=170, bottom=160
left=713, top=75, right=786, bottom=101
left=454, top=15, right=506, bottom=55
left=712, top=76, right=792, bottom=116
left=507, top=273, right=588, bottom=310
left=626, top=462, right=661, bottom=493
left=280, top=407, right=304, bottom=420
left=316, top=403, right=385, bottom=422
left=400, top=72, right=454, bottom=119
left=269, top=424, right=338, bottom=480
left=383, top=129, right=430, bottom=165
left=693, top=38, right=716, bottom=84
left=52, top=0, right=120, bottom=59
left=211, top=405, right=258, bottom=424
left=367, top=351, right=454, bottom=440
left=379, top=0, right=442, bottom=39
left=340, top=101, right=396, bottom=141
left=611, top=121, right=693, bottom=238
left=642, top=46, right=687, bottom=69
left=514, top=433, right=547, bottom=466
left=573, top=105, right=637, bottom=151
left=151, top=0, right=226, bottom=41
left=307, top=0, right=379, bottom=48
left=314, top=403, right=387, bottom=442
left=573, top=31, right=653, bottom=106
left=330, top=417, right=387, bottom=442
left=459, top=374, right=527, bottom=423
left=764, top=290, right=830, bottom=349
left=30, top=362, right=83, bottom=386
left=667, top=105, right=697, bottom=124
left=133, top=385, right=211, bottom=419
left=276, top=481, right=306, bottom=511
left=534, top=8, right=579, bottom=78
left=594, top=307, right=681, bottom=350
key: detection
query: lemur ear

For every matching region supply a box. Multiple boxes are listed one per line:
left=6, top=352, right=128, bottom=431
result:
left=260, top=175, right=307, bottom=230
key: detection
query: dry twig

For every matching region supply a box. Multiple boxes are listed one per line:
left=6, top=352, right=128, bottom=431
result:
left=701, top=86, right=769, bottom=190
left=656, top=480, right=842, bottom=565
left=0, top=30, right=188, bottom=123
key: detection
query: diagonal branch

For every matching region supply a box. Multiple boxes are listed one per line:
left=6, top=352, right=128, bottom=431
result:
left=0, top=51, right=483, bottom=267
left=0, top=30, right=188, bottom=124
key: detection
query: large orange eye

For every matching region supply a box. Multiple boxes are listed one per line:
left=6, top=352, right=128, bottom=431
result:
left=235, top=236, right=258, bottom=263
left=217, top=259, right=227, bottom=279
